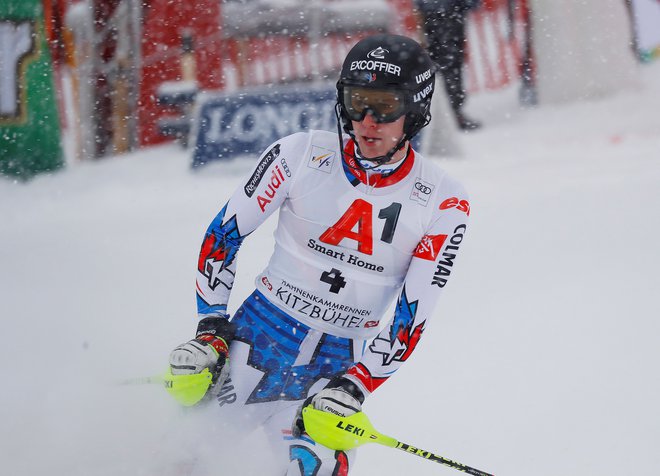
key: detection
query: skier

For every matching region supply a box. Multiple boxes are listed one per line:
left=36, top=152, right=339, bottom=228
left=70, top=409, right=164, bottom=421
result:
left=169, top=33, right=470, bottom=475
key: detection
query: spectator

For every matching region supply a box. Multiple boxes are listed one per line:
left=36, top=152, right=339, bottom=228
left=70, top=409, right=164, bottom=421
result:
left=416, top=0, right=482, bottom=130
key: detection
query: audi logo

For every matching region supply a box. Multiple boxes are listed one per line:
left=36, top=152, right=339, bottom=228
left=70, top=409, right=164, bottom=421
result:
left=415, top=182, right=432, bottom=194
left=280, top=158, right=291, bottom=177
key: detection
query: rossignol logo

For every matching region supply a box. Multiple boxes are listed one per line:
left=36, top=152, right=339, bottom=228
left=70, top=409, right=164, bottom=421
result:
left=244, top=144, right=280, bottom=197
left=367, top=47, right=388, bottom=59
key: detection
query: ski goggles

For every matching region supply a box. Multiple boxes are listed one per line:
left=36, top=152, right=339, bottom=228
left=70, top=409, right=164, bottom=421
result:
left=342, top=86, right=408, bottom=123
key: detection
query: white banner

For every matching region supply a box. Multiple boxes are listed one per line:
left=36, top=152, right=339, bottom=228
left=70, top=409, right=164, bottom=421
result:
left=633, top=0, right=660, bottom=53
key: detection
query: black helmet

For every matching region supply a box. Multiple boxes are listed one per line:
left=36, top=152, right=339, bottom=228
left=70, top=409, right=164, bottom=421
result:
left=336, top=34, right=436, bottom=142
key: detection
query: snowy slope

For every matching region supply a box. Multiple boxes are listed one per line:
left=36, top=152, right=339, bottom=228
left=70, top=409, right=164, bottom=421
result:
left=1, top=61, right=659, bottom=476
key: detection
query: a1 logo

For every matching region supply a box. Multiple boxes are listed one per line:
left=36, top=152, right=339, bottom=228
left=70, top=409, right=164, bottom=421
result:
left=0, top=21, right=35, bottom=120
left=319, top=199, right=402, bottom=255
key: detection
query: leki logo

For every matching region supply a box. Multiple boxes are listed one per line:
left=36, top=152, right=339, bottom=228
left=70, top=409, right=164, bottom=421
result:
left=367, top=47, right=388, bottom=59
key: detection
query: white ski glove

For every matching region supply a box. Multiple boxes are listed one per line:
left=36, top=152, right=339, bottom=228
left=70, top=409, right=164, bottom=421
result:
left=292, top=376, right=365, bottom=438
left=169, top=317, right=236, bottom=390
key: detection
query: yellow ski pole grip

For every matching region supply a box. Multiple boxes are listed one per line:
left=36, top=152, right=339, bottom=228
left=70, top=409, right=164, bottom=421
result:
left=162, top=368, right=213, bottom=406
left=302, top=407, right=495, bottom=476
left=118, top=368, right=215, bottom=407
left=302, top=406, right=395, bottom=451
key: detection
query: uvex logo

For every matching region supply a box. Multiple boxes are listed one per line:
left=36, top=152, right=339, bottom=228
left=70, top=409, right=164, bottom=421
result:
left=415, top=68, right=432, bottom=84
left=413, top=83, right=433, bottom=103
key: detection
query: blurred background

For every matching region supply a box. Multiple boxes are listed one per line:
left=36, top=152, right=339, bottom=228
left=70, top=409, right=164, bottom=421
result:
left=2, top=0, right=658, bottom=178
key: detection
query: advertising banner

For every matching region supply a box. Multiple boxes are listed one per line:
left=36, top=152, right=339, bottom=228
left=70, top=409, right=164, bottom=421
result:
left=191, top=82, right=423, bottom=167
left=192, top=83, right=338, bottom=167
left=0, top=0, right=63, bottom=179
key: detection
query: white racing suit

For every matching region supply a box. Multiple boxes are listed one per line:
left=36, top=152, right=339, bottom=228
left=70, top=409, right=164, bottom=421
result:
left=194, top=130, right=470, bottom=475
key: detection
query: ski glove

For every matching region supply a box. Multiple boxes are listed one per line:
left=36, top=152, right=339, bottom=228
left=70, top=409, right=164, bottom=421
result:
left=292, top=375, right=365, bottom=438
left=169, top=316, right=236, bottom=389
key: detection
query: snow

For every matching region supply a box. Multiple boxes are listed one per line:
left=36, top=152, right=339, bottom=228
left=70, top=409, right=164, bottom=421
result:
left=1, top=61, right=659, bottom=475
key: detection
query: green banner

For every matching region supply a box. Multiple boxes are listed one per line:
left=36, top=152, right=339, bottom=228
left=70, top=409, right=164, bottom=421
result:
left=1, top=0, right=63, bottom=180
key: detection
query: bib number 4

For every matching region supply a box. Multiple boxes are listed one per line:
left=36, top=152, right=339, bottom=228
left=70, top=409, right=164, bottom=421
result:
left=320, top=268, right=346, bottom=294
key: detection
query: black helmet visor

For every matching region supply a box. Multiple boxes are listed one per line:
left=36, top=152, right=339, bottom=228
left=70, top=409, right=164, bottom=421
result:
left=342, top=86, right=408, bottom=124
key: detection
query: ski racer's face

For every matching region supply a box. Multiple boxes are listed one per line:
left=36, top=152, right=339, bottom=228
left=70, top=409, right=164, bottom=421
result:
left=351, top=113, right=406, bottom=163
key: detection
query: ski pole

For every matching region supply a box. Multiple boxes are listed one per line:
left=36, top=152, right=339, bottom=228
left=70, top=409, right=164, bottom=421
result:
left=117, top=368, right=214, bottom=407
left=117, top=374, right=165, bottom=386
left=302, top=407, right=494, bottom=476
